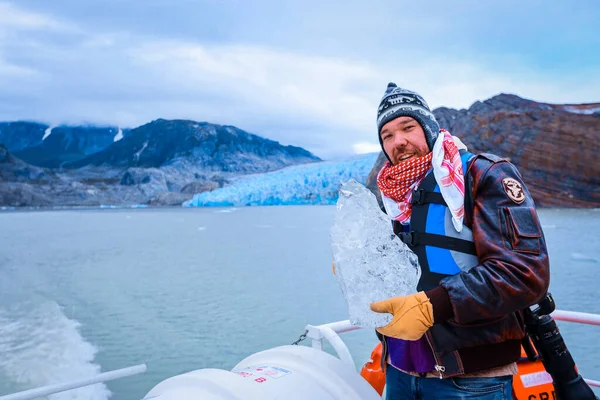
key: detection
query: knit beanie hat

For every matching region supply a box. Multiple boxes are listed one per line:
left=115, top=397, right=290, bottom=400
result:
left=376, top=83, right=440, bottom=155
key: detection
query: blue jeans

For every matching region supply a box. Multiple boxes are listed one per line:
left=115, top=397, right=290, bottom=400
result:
left=385, top=365, right=514, bottom=399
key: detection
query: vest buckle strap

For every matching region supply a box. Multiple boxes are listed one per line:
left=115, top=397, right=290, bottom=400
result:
left=412, top=189, right=425, bottom=205
left=399, top=231, right=420, bottom=246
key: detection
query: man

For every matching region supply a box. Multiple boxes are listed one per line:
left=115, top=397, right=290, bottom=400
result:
left=369, top=83, right=550, bottom=399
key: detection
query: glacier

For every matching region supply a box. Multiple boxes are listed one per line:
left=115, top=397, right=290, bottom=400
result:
left=183, top=152, right=379, bottom=207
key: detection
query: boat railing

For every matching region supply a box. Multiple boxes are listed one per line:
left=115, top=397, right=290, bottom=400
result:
left=0, top=365, right=147, bottom=400
left=1, top=309, right=599, bottom=400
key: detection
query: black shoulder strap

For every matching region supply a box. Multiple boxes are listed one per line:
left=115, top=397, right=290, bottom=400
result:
left=462, top=152, right=480, bottom=230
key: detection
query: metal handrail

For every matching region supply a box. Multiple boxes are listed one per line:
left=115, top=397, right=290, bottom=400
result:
left=308, top=308, right=600, bottom=388
left=0, top=364, right=147, bottom=400
left=552, top=310, right=600, bottom=326
left=305, top=324, right=356, bottom=369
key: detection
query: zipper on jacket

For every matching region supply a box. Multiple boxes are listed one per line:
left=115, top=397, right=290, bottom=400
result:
left=425, top=332, right=445, bottom=379
left=434, top=365, right=446, bottom=379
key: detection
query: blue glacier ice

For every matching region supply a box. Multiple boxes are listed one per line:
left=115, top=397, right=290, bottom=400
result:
left=183, top=152, right=379, bottom=207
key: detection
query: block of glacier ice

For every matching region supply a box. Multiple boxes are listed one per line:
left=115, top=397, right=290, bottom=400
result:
left=330, top=179, right=421, bottom=328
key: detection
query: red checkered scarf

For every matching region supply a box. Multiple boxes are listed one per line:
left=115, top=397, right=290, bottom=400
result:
left=376, top=129, right=465, bottom=227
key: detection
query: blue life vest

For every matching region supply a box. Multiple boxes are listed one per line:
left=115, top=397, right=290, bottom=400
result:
left=393, top=151, right=479, bottom=292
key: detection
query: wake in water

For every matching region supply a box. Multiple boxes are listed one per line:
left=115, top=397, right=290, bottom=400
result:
left=0, top=300, right=111, bottom=399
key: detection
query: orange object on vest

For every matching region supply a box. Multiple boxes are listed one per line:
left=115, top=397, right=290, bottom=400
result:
left=360, top=342, right=386, bottom=396
left=512, top=346, right=557, bottom=400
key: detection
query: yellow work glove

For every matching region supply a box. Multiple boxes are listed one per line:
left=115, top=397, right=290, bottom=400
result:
left=370, top=291, right=434, bottom=341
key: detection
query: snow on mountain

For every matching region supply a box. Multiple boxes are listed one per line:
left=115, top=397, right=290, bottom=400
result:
left=184, top=152, right=379, bottom=207
left=13, top=125, right=122, bottom=168
left=114, top=129, right=124, bottom=142
left=563, top=105, right=600, bottom=115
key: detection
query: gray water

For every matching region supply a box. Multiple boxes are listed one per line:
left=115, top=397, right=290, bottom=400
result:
left=0, top=207, right=599, bottom=399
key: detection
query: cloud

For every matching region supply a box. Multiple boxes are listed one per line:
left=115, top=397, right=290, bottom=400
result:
left=353, top=143, right=382, bottom=155
left=0, top=1, right=598, bottom=159
left=123, top=40, right=600, bottom=156
left=0, top=2, right=75, bottom=31
left=129, top=41, right=378, bottom=128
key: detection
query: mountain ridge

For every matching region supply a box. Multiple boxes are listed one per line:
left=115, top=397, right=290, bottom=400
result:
left=64, top=118, right=320, bottom=172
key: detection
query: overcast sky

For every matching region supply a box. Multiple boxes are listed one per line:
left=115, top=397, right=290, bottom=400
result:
left=1, top=1, right=598, bottom=159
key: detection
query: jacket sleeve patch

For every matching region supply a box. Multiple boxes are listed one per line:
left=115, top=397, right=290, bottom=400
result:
left=502, top=178, right=526, bottom=204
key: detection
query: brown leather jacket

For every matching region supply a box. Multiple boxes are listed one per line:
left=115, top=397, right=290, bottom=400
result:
left=379, top=152, right=550, bottom=377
